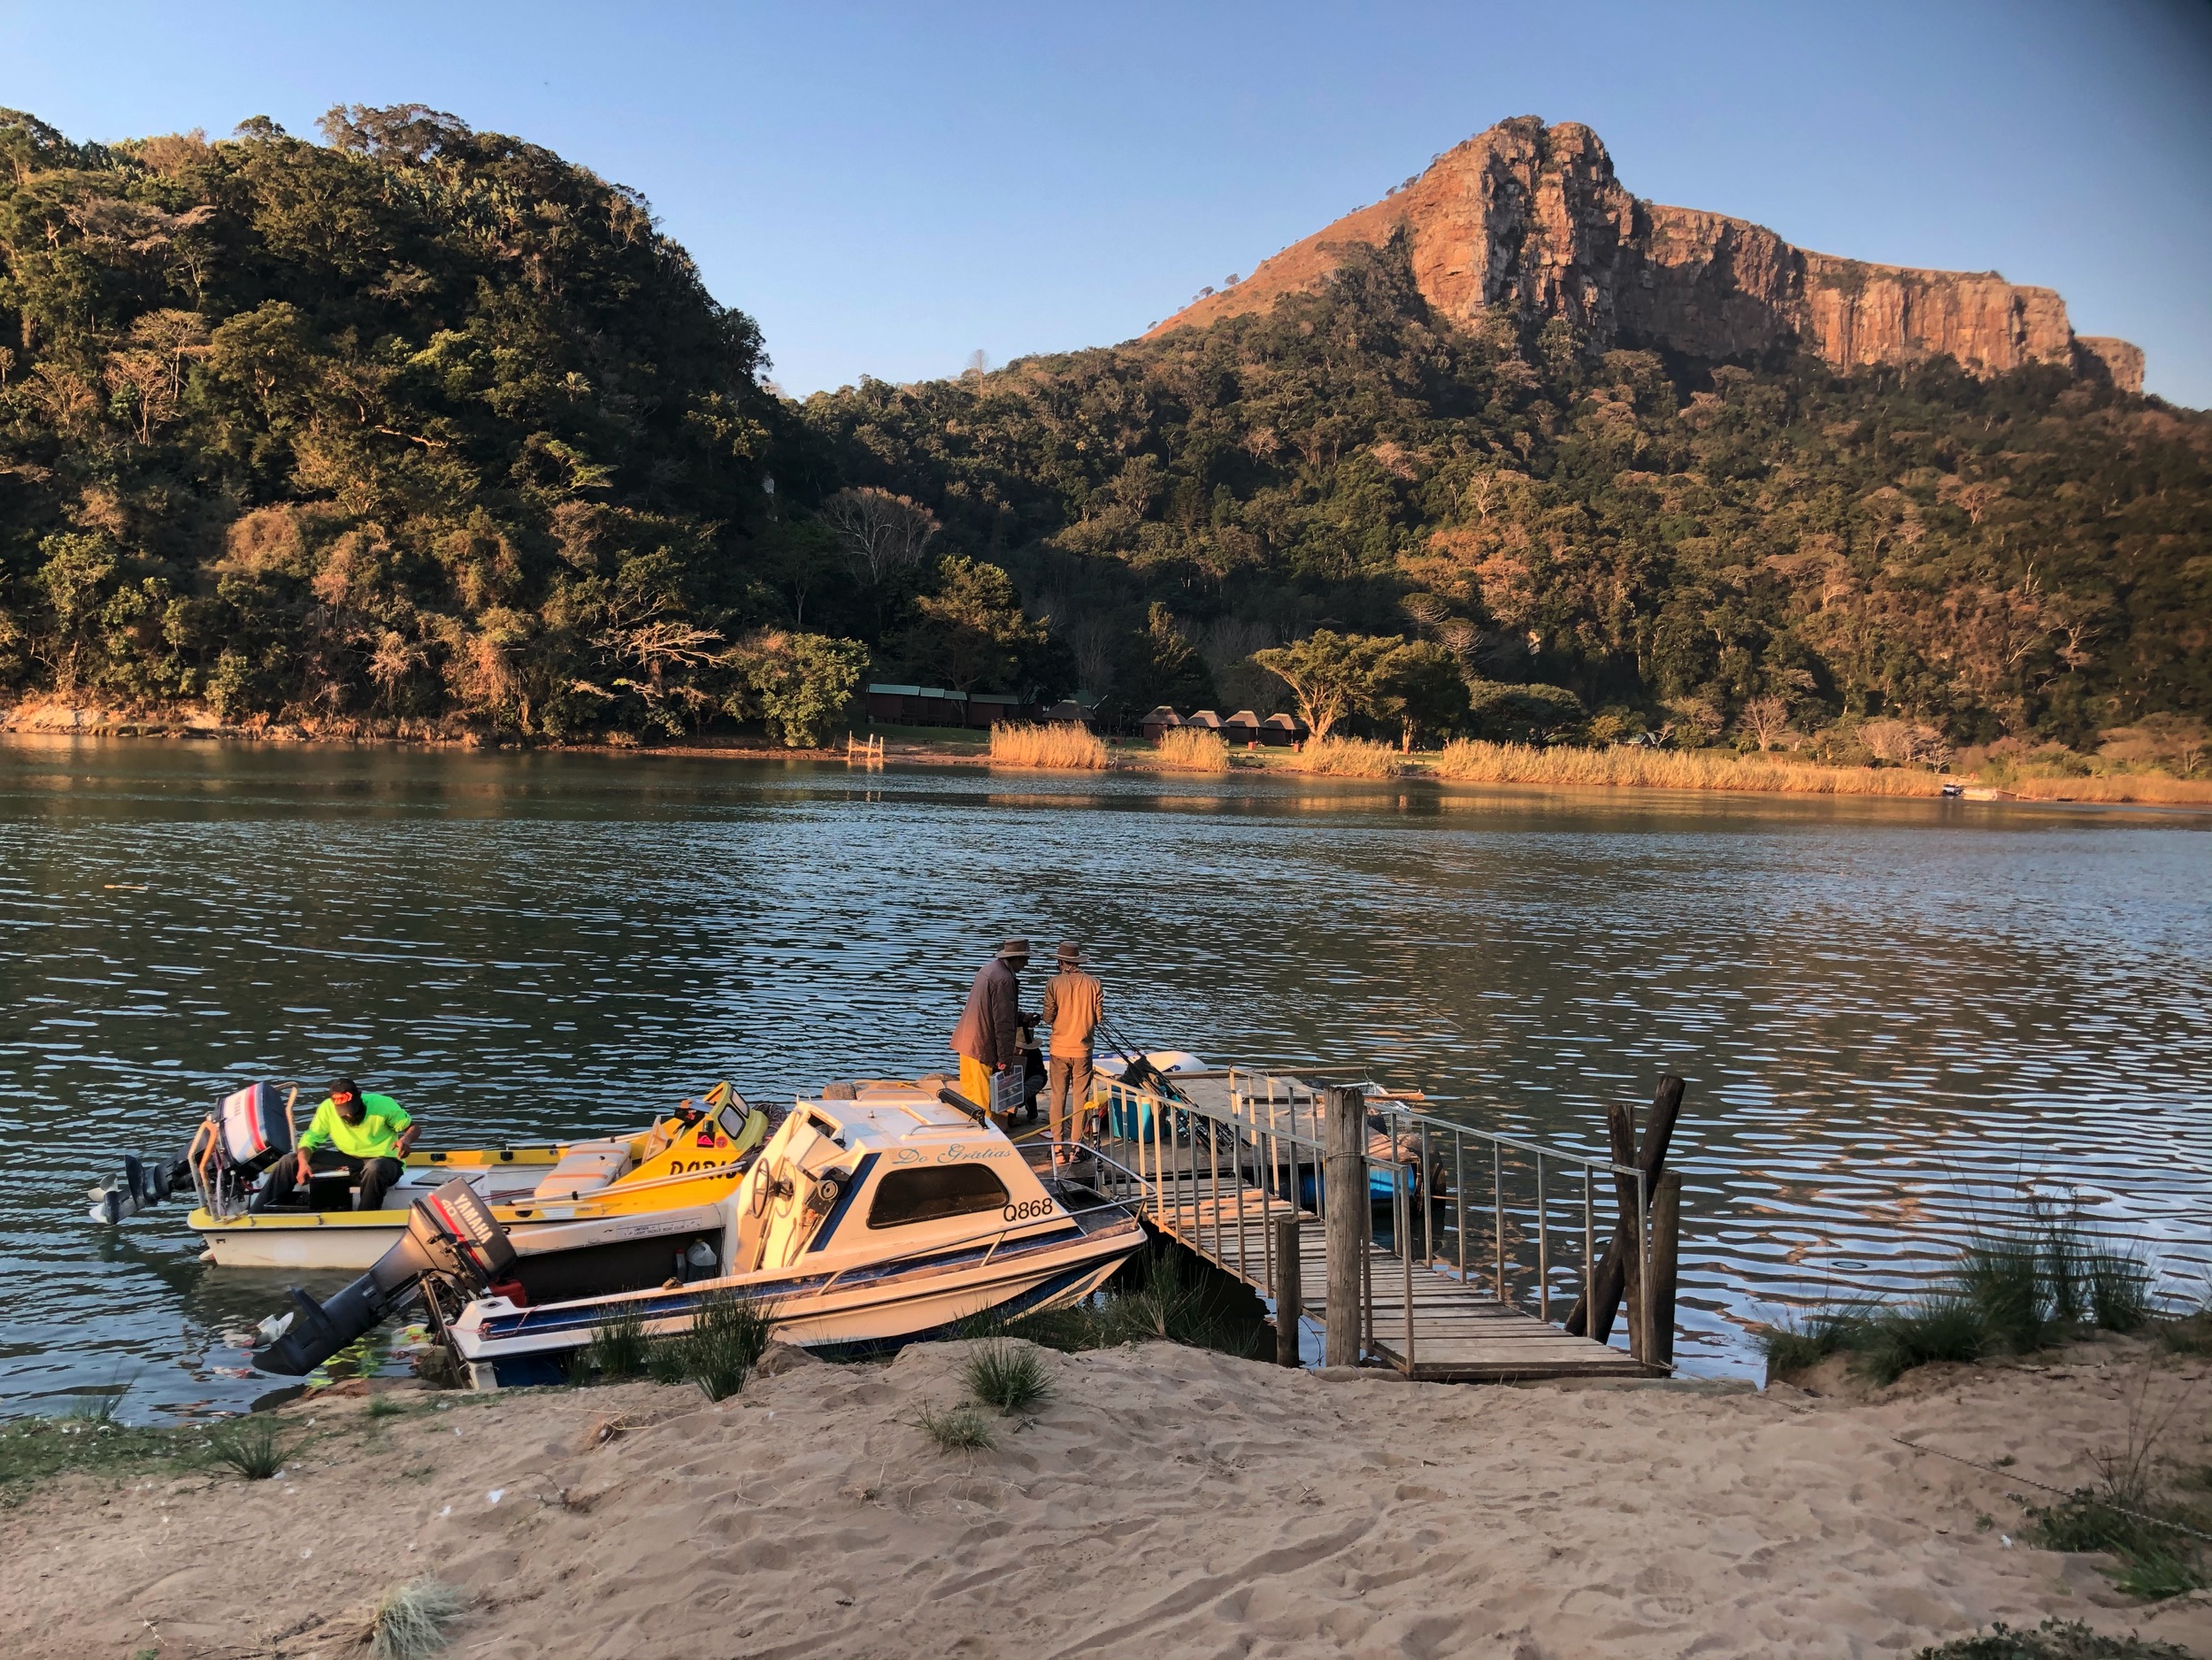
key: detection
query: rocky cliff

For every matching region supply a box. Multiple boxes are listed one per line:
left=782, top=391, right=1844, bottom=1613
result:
left=1149, top=118, right=2143, bottom=391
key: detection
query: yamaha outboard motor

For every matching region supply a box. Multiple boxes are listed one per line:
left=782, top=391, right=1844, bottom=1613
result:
left=253, top=1178, right=517, bottom=1377
left=88, top=1081, right=296, bottom=1226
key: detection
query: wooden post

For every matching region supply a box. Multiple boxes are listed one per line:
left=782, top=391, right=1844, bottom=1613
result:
left=1322, top=1084, right=1366, bottom=1367
left=1563, top=1075, right=1686, bottom=1342
left=1274, top=1213, right=1302, bottom=1367
left=1648, top=1169, right=1682, bottom=1372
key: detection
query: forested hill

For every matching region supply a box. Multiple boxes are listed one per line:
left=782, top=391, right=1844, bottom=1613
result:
left=0, top=104, right=846, bottom=742
left=810, top=253, right=2212, bottom=760
left=4, top=107, right=2208, bottom=762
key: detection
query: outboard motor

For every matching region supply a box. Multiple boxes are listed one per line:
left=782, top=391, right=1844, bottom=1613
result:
left=88, top=1081, right=296, bottom=1225
left=253, top=1178, right=517, bottom=1377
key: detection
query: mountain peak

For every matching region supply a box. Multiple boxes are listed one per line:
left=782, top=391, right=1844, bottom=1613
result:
left=1148, top=118, right=2142, bottom=391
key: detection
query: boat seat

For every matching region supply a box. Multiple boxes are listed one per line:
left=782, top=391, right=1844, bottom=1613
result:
left=532, top=1141, right=633, bottom=1201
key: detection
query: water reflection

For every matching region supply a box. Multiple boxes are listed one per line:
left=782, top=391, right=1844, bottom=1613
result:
left=2, top=736, right=2207, bottom=1417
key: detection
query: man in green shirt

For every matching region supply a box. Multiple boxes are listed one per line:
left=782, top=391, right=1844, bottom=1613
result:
left=252, top=1078, right=419, bottom=1212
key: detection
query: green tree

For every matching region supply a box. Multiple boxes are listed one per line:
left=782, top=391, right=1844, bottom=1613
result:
left=1372, top=640, right=1470, bottom=749
left=1252, top=630, right=1400, bottom=742
left=726, top=629, right=867, bottom=747
left=893, top=554, right=1052, bottom=694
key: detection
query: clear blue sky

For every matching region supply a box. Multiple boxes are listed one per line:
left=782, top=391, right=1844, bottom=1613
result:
left=7, top=0, right=2210, bottom=405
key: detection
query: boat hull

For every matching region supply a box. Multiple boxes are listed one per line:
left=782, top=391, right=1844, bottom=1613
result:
left=454, top=1214, right=1145, bottom=1387
left=193, top=1199, right=729, bottom=1270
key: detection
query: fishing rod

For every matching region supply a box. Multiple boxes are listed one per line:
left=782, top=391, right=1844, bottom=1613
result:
left=1094, top=1011, right=1191, bottom=1104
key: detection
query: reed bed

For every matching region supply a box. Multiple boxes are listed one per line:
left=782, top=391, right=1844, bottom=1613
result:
left=1152, top=727, right=1230, bottom=772
left=987, top=722, right=1109, bottom=770
left=2001, top=772, right=2212, bottom=804
left=1284, top=736, right=1402, bottom=777
left=1429, top=740, right=1948, bottom=796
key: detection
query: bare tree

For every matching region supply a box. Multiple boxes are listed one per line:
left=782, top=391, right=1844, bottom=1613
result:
left=1740, top=695, right=1791, bottom=752
left=821, top=488, right=939, bottom=588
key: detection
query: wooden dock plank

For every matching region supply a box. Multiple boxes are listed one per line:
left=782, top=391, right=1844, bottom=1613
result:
left=1131, top=1166, right=1650, bottom=1381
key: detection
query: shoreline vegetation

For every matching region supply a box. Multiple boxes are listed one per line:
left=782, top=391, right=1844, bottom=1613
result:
left=10, top=702, right=2211, bottom=805
left=1, top=108, right=2206, bottom=823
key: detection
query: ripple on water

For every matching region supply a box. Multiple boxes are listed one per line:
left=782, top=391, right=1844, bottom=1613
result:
left=1, top=741, right=2208, bottom=1417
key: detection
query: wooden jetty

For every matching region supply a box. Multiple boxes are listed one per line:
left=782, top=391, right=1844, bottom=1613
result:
left=1087, top=1069, right=1684, bottom=1383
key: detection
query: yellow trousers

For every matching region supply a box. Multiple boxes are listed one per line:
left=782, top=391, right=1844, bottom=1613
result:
left=957, top=1055, right=994, bottom=1116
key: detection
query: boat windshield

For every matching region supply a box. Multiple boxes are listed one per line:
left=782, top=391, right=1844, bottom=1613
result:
left=865, top=1164, right=1009, bottom=1229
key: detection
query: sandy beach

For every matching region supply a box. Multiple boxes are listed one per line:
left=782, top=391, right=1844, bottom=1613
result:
left=4, top=1337, right=2206, bottom=1660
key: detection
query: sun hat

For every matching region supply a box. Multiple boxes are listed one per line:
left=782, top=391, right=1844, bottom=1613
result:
left=997, top=938, right=1031, bottom=960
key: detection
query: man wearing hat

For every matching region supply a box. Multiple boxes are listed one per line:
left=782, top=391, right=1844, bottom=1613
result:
left=1038, top=941, right=1103, bottom=1158
left=251, top=1078, right=419, bottom=1212
left=950, top=940, right=1029, bottom=1121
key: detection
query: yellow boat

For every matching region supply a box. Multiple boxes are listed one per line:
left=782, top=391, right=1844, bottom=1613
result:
left=186, top=1086, right=768, bottom=1271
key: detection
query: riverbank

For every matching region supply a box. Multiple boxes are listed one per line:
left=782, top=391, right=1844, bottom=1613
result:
left=8, top=698, right=2209, bottom=806
left=3, top=1336, right=2205, bottom=1659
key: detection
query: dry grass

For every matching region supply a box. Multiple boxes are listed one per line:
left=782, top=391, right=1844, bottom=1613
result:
left=1428, top=740, right=1949, bottom=796
left=2001, top=772, right=2212, bottom=804
left=1285, top=736, right=1402, bottom=777
left=988, top=722, right=1108, bottom=770
left=1152, top=727, right=1230, bottom=772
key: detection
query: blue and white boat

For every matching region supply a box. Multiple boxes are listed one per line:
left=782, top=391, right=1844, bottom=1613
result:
left=445, top=1079, right=1146, bottom=1387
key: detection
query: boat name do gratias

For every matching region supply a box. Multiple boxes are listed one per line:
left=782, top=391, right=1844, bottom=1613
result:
left=255, top=1075, right=1147, bottom=1387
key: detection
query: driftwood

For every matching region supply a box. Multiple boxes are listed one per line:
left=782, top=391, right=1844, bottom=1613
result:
left=1563, top=1074, right=1686, bottom=1345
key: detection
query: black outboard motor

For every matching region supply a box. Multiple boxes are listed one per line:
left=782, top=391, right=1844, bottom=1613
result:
left=254, top=1178, right=517, bottom=1376
left=88, top=1081, right=296, bottom=1225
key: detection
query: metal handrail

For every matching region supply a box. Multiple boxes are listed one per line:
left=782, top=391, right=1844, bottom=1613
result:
left=1101, top=1068, right=1662, bottom=1370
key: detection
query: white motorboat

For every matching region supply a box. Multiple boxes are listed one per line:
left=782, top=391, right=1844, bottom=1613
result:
left=444, top=1079, right=1146, bottom=1387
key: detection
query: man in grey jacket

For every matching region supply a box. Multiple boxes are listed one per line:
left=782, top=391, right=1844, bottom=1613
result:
left=950, top=938, right=1027, bottom=1119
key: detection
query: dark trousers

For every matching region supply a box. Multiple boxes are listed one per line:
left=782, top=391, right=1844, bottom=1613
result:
left=254, top=1149, right=403, bottom=1212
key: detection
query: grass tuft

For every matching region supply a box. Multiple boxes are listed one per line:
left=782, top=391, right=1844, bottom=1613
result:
left=587, top=1308, right=649, bottom=1379
left=368, top=1577, right=468, bottom=1660
left=1914, top=1618, right=2194, bottom=1659
left=1856, top=1295, right=1989, bottom=1385
left=2027, top=1491, right=2208, bottom=1601
left=989, top=722, right=1109, bottom=770
left=964, top=1341, right=1052, bottom=1416
left=208, top=1415, right=299, bottom=1480
left=918, top=1402, right=995, bottom=1453
left=1153, top=727, right=1230, bottom=772
left=1757, top=1303, right=1869, bottom=1379
left=365, top=1395, right=409, bottom=1420
left=1286, top=736, right=1401, bottom=777
left=670, top=1294, right=773, bottom=1403
left=2086, top=1246, right=2155, bottom=1334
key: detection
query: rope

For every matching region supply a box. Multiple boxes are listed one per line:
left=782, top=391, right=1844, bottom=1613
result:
left=1890, top=1436, right=2212, bottom=1544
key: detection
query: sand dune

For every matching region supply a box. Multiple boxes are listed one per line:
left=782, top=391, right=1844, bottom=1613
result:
left=4, top=1339, right=2205, bottom=1659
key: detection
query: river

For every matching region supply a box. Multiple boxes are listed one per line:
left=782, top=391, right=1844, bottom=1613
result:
left=3, top=737, right=2207, bottom=1419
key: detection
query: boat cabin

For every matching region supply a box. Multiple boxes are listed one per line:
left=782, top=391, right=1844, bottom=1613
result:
left=722, top=1083, right=1060, bottom=1279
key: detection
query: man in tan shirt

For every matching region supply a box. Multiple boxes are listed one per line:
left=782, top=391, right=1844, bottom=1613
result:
left=1038, top=941, right=1102, bottom=1160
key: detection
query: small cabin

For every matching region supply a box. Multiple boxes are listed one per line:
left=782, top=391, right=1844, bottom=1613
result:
left=1184, top=709, right=1223, bottom=732
left=1041, top=700, right=1092, bottom=726
left=1140, top=706, right=1182, bottom=744
left=967, top=692, right=1032, bottom=727
left=1259, top=713, right=1306, bottom=747
left=1222, top=710, right=1263, bottom=746
left=865, top=684, right=970, bottom=727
